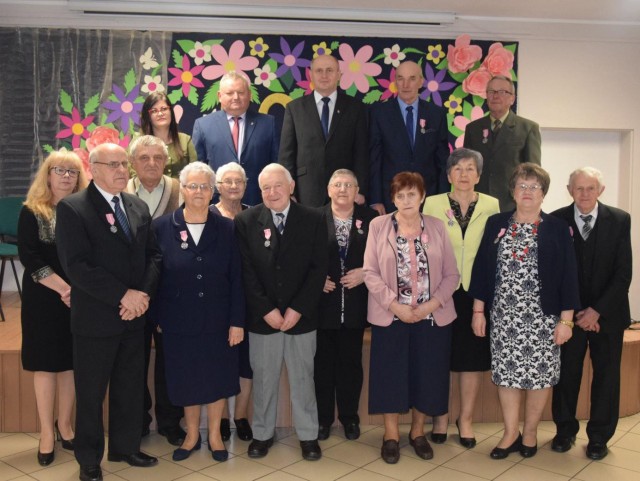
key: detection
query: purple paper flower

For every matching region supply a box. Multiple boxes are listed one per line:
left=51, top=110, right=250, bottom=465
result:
left=269, top=38, right=310, bottom=82
left=420, top=63, right=456, bottom=107
left=103, top=84, right=143, bottom=132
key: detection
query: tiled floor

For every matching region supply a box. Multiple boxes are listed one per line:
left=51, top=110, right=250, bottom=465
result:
left=2, top=415, right=640, bottom=481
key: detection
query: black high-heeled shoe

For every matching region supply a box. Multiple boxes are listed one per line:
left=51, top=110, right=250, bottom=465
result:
left=37, top=440, right=55, bottom=467
left=54, top=420, right=75, bottom=451
left=455, top=419, right=477, bottom=449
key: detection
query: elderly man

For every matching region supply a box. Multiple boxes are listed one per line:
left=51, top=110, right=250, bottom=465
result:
left=279, top=54, right=369, bottom=207
left=56, top=143, right=161, bottom=481
left=551, top=167, right=632, bottom=461
left=235, top=163, right=328, bottom=461
left=369, top=60, right=449, bottom=215
left=126, top=135, right=185, bottom=447
left=463, top=75, right=541, bottom=212
left=193, top=71, right=279, bottom=206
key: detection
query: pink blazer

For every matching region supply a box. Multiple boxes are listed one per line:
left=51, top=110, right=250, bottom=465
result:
left=363, top=214, right=460, bottom=327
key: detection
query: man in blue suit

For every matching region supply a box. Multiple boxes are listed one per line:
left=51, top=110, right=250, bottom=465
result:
left=192, top=71, right=279, bottom=206
left=369, top=60, right=449, bottom=215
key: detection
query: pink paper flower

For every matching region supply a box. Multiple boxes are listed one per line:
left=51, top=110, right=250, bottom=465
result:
left=55, top=107, right=94, bottom=149
left=73, top=147, right=92, bottom=179
left=447, top=34, right=483, bottom=74
left=377, top=68, right=397, bottom=100
left=296, top=67, right=314, bottom=95
left=453, top=106, right=484, bottom=148
left=338, top=44, right=382, bottom=94
left=202, top=40, right=259, bottom=80
left=481, top=42, right=514, bottom=77
left=86, top=126, right=129, bottom=152
left=168, top=55, right=205, bottom=97
left=462, top=67, right=492, bottom=98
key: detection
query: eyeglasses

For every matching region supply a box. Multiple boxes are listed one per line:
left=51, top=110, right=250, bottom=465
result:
left=516, top=183, right=542, bottom=192
left=50, top=166, right=80, bottom=177
left=217, top=179, right=246, bottom=187
left=487, top=89, right=513, bottom=97
left=148, top=106, right=170, bottom=116
left=330, top=182, right=356, bottom=189
left=92, top=161, right=129, bottom=170
left=183, top=183, right=213, bottom=192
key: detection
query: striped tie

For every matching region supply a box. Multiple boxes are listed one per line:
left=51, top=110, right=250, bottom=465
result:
left=112, top=196, right=132, bottom=240
left=276, top=213, right=285, bottom=234
left=580, top=214, right=593, bottom=240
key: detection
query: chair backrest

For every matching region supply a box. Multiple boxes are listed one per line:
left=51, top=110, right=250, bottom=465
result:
left=0, top=197, right=25, bottom=238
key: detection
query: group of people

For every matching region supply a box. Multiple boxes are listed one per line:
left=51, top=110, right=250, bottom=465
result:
left=16, top=54, right=631, bottom=481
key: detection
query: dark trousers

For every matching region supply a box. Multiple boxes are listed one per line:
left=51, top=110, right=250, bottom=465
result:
left=143, top=320, right=184, bottom=431
left=552, top=327, right=624, bottom=444
left=73, top=329, right=144, bottom=466
left=314, top=327, right=365, bottom=426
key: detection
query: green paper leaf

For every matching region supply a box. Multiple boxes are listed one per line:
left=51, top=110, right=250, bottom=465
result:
left=84, top=93, right=100, bottom=116
left=473, top=95, right=486, bottom=107
left=330, top=41, right=340, bottom=50
left=123, top=68, right=137, bottom=94
left=289, top=88, right=306, bottom=100
left=452, top=85, right=468, bottom=100
left=167, top=88, right=183, bottom=105
left=279, top=71, right=294, bottom=91
left=371, top=53, right=386, bottom=62
left=367, top=75, right=378, bottom=87
left=268, top=79, right=285, bottom=93
left=510, top=69, right=518, bottom=82
left=109, top=93, right=119, bottom=103
left=266, top=58, right=278, bottom=72
left=43, top=144, right=54, bottom=154
left=449, top=71, right=468, bottom=82
left=135, top=96, right=145, bottom=103
left=59, top=89, right=73, bottom=114
left=403, top=47, right=426, bottom=55
left=436, top=58, right=448, bottom=70
left=177, top=40, right=196, bottom=54
left=187, top=87, right=199, bottom=106
left=201, top=82, right=220, bottom=112
left=250, top=84, right=260, bottom=104
left=363, top=90, right=383, bottom=104
left=203, top=39, right=223, bottom=46
left=504, top=44, right=517, bottom=54
left=449, top=124, right=464, bottom=137
left=345, top=84, right=358, bottom=97
left=462, top=100, right=472, bottom=117
left=150, top=65, right=161, bottom=77
left=172, top=49, right=183, bottom=68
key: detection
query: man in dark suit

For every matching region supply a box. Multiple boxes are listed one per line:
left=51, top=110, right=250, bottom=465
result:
left=369, top=60, right=449, bottom=215
left=193, top=71, right=279, bottom=206
left=279, top=54, right=368, bottom=207
left=463, top=75, right=541, bottom=212
left=235, top=164, right=328, bottom=461
left=551, top=167, right=632, bottom=461
left=56, top=143, right=161, bottom=481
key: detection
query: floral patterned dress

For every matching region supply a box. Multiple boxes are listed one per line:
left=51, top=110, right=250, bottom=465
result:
left=490, top=220, right=560, bottom=389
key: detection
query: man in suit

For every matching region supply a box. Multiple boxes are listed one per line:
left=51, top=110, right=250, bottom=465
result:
left=551, top=167, right=632, bottom=461
left=192, top=71, right=279, bottom=206
left=463, top=75, right=541, bottom=212
left=56, top=143, right=161, bottom=481
left=126, top=135, right=185, bottom=447
left=369, top=60, right=449, bottom=215
left=235, top=163, right=328, bottom=461
left=279, top=54, right=369, bottom=207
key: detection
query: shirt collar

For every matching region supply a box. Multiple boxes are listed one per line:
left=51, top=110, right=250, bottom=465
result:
left=134, top=176, right=165, bottom=195
left=397, top=96, right=419, bottom=113
left=313, top=90, right=337, bottom=104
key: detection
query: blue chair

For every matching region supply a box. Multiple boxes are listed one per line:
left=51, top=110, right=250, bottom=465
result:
left=0, top=197, right=24, bottom=322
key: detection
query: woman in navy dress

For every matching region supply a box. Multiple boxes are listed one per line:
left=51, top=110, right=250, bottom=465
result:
left=152, top=162, right=245, bottom=462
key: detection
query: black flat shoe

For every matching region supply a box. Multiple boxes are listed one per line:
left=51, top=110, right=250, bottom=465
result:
left=520, top=443, right=537, bottom=458
left=220, top=418, right=231, bottom=441
left=172, top=434, right=202, bottom=461
left=381, top=439, right=400, bottom=464
left=54, top=420, right=75, bottom=451
left=409, top=435, right=434, bottom=460
left=455, top=419, right=476, bottom=449
left=344, top=422, right=360, bottom=440
left=234, top=418, right=253, bottom=441
left=551, top=434, right=575, bottom=453
left=490, top=434, right=522, bottom=460
left=318, top=424, right=331, bottom=441
left=37, top=449, right=54, bottom=466
left=430, top=431, right=447, bottom=444
left=208, top=442, right=229, bottom=462
left=300, top=440, right=322, bottom=460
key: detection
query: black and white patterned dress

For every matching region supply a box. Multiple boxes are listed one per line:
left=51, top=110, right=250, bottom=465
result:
left=490, top=221, right=560, bottom=389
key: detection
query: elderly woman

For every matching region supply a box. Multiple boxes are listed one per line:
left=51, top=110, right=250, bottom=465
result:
left=316, top=169, right=377, bottom=441
left=152, top=162, right=245, bottom=462
left=363, top=172, right=459, bottom=464
left=423, top=148, right=499, bottom=448
left=138, top=92, right=197, bottom=178
left=18, top=150, right=88, bottom=465
left=209, top=162, right=253, bottom=442
left=469, top=163, right=580, bottom=459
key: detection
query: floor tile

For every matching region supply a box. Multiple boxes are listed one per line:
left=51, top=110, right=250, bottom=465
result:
left=282, top=457, right=357, bottom=480
left=29, top=460, right=83, bottom=481
left=0, top=434, right=39, bottom=458
left=323, top=439, right=380, bottom=467
left=240, top=442, right=301, bottom=470
left=172, top=473, right=219, bottom=481
left=159, top=447, right=217, bottom=472
left=494, top=463, right=570, bottom=480
left=573, top=462, right=640, bottom=481
left=415, top=466, right=490, bottom=481
left=0, top=460, right=24, bottom=481
left=520, top=447, right=590, bottom=477
left=258, top=472, right=308, bottom=481
left=113, top=458, right=192, bottom=481
left=200, top=456, right=274, bottom=481
left=442, top=449, right=516, bottom=479
left=361, top=456, right=436, bottom=481
left=1, top=447, right=75, bottom=474
left=612, top=432, right=640, bottom=452
left=338, top=469, right=398, bottom=481
left=595, top=446, right=640, bottom=472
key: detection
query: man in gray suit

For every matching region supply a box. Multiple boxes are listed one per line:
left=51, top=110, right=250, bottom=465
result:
left=463, top=75, right=541, bottom=211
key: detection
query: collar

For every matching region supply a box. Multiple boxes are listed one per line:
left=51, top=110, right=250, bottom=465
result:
left=226, top=111, right=247, bottom=122
left=94, top=182, right=122, bottom=205
left=574, top=202, right=599, bottom=221
left=313, top=90, right=337, bottom=105
left=398, top=96, right=419, bottom=114
left=134, top=176, right=165, bottom=195
left=490, top=110, right=510, bottom=125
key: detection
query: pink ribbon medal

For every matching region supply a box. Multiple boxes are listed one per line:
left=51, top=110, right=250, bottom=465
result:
left=264, top=228, right=271, bottom=247
left=495, top=227, right=506, bottom=244
left=482, top=128, right=489, bottom=144
left=421, top=232, right=429, bottom=250
left=445, top=209, right=455, bottom=227
left=420, top=118, right=427, bottom=134
left=106, top=213, right=117, bottom=233
left=180, top=230, right=188, bottom=250
left=355, top=219, right=363, bottom=234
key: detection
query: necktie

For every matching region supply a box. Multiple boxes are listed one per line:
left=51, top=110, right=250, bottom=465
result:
left=232, top=116, right=240, bottom=154
left=580, top=214, right=593, bottom=240
left=321, top=97, right=330, bottom=139
left=112, top=196, right=132, bottom=240
left=405, top=106, right=414, bottom=148
left=276, top=213, right=285, bottom=234
left=492, top=119, right=502, bottom=136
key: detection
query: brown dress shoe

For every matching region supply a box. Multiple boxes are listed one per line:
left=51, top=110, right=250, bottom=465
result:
left=410, top=435, right=434, bottom=460
left=381, top=439, right=400, bottom=464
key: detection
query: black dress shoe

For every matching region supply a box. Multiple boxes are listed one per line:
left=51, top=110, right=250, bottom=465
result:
left=107, top=451, right=158, bottom=467
left=37, top=450, right=54, bottom=466
left=586, top=442, right=608, bottom=460
left=158, top=426, right=187, bottom=447
left=455, top=419, right=476, bottom=449
left=430, top=431, right=447, bottom=444
left=300, top=440, right=322, bottom=460
left=234, top=418, right=253, bottom=441
left=410, top=435, right=434, bottom=460
left=344, top=422, right=360, bottom=440
left=551, top=434, right=575, bottom=453
left=520, top=443, right=537, bottom=458
left=247, top=438, right=274, bottom=458
left=381, top=439, right=400, bottom=464
left=55, top=420, right=75, bottom=451
left=79, top=465, right=103, bottom=481
left=490, top=434, right=522, bottom=459
left=172, top=434, right=202, bottom=461
left=220, top=418, right=231, bottom=441
left=318, top=425, right=331, bottom=440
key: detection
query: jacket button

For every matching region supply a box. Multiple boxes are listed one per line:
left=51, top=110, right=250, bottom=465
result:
left=197, top=257, right=203, bottom=261
left=196, top=274, right=202, bottom=280
left=198, top=292, right=204, bottom=297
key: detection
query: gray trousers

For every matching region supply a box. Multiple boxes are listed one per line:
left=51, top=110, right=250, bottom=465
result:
left=249, top=331, right=318, bottom=441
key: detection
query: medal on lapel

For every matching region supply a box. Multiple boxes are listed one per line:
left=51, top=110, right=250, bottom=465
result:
left=355, top=219, right=363, bottom=234
left=482, top=128, right=489, bottom=144
left=421, top=233, right=429, bottom=250
left=106, top=213, right=118, bottom=233
left=420, top=118, right=426, bottom=134
left=180, top=230, right=188, bottom=250
left=446, top=209, right=455, bottom=227
left=264, top=228, right=271, bottom=247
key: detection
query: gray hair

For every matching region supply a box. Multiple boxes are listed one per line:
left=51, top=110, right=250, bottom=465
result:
left=215, top=162, right=247, bottom=192
left=488, top=75, right=515, bottom=94
left=220, top=71, right=251, bottom=90
left=328, top=168, right=358, bottom=186
left=568, top=167, right=605, bottom=190
left=446, top=148, right=484, bottom=175
left=179, top=161, right=216, bottom=186
left=89, top=143, right=125, bottom=164
left=258, top=163, right=293, bottom=186
left=128, top=135, right=169, bottom=160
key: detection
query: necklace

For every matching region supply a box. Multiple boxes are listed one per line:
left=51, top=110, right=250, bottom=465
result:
left=509, top=217, right=540, bottom=261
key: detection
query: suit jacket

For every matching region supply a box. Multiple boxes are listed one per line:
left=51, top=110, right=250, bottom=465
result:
left=468, top=211, right=580, bottom=316
left=423, top=192, right=500, bottom=291
left=363, top=214, right=460, bottom=327
left=151, top=208, right=245, bottom=335
left=55, top=181, right=161, bottom=337
left=369, top=98, right=449, bottom=212
left=319, top=203, right=378, bottom=329
left=192, top=109, right=279, bottom=206
left=126, top=175, right=182, bottom=219
left=463, top=110, right=541, bottom=212
left=235, top=202, right=328, bottom=335
left=551, top=202, right=632, bottom=332
left=279, top=91, right=369, bottom=207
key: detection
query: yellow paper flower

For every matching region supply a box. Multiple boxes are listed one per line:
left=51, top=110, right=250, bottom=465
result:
left=444, top=95, right=463, bottom=115
left=249, top=37, right=269, bottom=58
left=426, top=44, right=445, bottom=65
left=312, top=42, right=332, bottom=58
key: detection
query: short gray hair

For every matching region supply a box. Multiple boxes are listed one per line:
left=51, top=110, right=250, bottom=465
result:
left=216, top=162, right=247, bottom=182
left=258, top=163, right=293, bottom=186
left=446, top=148, right=484, bottom=175
left=129, top=135, right=169, bottom=160
left=179, top=161, right=216, bottom=186
left=568, top=167, right=605, bottom=190
left=488, top=75, right=515, bottom=94
left=89, top=143, right=125, bottom=164
left=328, top=168, right=357, bottom=186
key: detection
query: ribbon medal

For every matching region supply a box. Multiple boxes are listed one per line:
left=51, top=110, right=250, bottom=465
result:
left=445, top=209, right=455, bottom=227
left=264, top=228, right=272, bottom=247
left=180, top=230, right=188, bottom=250
left=355, top=219, right=363, bottom=234
left=494, top=227, right=506, bottom=244
left=482, top=128, right=489, bottom=144
left=420, top=118, right=427, bottom=134
left=421, top=232, right=429, bottom=250
left=106, top=213, right=117, bottom=233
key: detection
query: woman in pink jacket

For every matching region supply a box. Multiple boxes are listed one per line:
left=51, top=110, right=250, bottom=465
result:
left=363, top=172, right=459, bottom=465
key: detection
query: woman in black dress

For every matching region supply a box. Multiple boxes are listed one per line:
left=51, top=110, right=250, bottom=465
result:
left=18, top=150, right=88, bottom=466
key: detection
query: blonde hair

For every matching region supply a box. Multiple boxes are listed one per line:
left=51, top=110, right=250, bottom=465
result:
left=24, top=150, right=88, bottom=221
